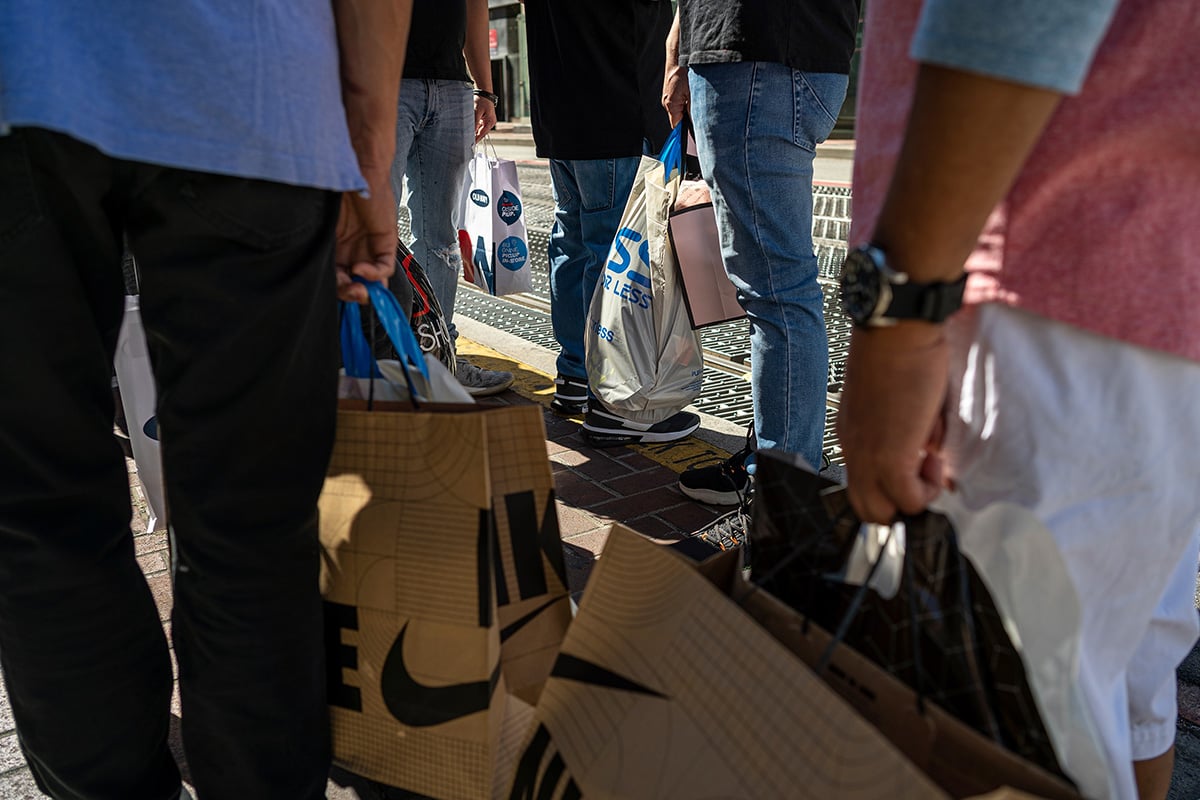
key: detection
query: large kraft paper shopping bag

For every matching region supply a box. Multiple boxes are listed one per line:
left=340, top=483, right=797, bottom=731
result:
left=507, top=525, right=946, bottom=800
left=320, top=402, right=570, bottom=799
left=506, top=526, right=1077, bottom=800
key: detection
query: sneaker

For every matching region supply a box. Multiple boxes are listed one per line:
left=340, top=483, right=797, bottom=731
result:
left=456, top=358, right=514, bottom=397
left=679, top=428, right=754, bottom=506
left=692, top=504, right=750, bottom=553
left=581, top=407, right=700, bottom=447
left=549, top=374, right=588, bottom=416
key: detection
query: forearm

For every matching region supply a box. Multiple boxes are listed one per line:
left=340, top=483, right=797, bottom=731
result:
left=464, top=0, right=493, bottom=93
left=665, top=8, right=681, bottom=74
left=333, top=0, right=412, bottom=184
left=871, top=64, right=1062, bottom=282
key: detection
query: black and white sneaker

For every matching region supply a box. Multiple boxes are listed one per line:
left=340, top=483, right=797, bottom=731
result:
left=581, top=406, right=700, bottom=447
left=679, top=427, right=754, bottom=506
left=549, top=374, right=588, bottom=416
left=456, top=358, right=514, bottom=397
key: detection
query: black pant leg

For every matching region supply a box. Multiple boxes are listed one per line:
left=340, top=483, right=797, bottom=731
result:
left=0, top=129, right=181, bottom=799
left=126, top=170, right=341, bottom=800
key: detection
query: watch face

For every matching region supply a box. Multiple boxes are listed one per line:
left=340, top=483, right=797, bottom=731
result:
left=839, top=249, right=882, bottom=325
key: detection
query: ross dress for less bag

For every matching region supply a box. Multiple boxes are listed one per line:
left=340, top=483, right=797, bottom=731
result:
left=114, top=294, right=166, bottom=531
left=505, top=525, right=1071, bottom=800
left=584, top=124, right=705, bottom=424
left=459, top=149, right=532, bottom=296
left=322, top=303, right=571, bottom=797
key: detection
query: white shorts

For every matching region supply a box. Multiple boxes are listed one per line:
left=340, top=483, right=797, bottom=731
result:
left=933, top=305, right=1200, bottom=800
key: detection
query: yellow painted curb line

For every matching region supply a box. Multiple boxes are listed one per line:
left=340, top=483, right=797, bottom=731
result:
left=456, top=338, right=734, bottom=475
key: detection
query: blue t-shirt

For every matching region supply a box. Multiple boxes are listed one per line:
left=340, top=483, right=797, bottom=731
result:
left=912, top=0, right=1120, bottom=94
left=0, top=1, right=365, bottom=192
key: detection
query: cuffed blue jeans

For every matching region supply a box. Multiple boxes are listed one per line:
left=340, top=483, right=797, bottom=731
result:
left=689, top=62, right=848, bottom=470
left=390, top=78, right=475, bottom=340
left=547, top=156, right=642, bottom=382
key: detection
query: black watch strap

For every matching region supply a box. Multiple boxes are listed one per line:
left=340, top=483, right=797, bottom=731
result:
left=473, top=88, right=500, bottom=106
left=887, top=273, right=968, bottom=324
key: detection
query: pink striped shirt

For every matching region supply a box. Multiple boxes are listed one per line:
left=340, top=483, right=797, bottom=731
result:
left=850, top=0, right=1200, bottom=362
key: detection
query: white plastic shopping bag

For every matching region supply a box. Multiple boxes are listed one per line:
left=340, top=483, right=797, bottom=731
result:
left=459, top=150, right=532, bottom=296
left=934, top=497, right=1112, bottom=800
left=114, top=295, right=167, bottom=531
left=584, top=124, right=705, bottom=425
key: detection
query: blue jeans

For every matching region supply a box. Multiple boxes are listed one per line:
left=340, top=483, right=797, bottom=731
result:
left=390, top=78, right=474, bottom=339
left=689, top=62, right=848, bottom=470
left=547, top=156, right=642, bottom=381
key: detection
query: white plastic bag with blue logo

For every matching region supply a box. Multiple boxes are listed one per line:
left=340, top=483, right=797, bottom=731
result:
left=584, top=125, right=705, bottom=425
left=459, top=149, right=532, bottom=296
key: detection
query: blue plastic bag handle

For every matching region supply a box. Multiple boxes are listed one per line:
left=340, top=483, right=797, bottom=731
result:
left=656, top=123, right=684, bottom=181
left=340, top=277, right=430, bottom=387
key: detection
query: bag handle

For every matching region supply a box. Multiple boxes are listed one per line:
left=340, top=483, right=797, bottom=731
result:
left=656, top=123, right=685, bottom=181
left=340, top=277, right=430, bottom=400
left=739, top=506, right=932, bottom=715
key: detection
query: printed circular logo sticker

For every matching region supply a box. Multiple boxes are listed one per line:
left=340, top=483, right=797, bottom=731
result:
left=470, top=189, right=489, bottom=207
left=497, top=237, right=528, bottom=271
left=497, top=191, right=523, bottom=225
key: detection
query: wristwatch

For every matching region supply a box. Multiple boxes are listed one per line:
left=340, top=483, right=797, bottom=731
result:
left=839, top=243, right=967, bottom=327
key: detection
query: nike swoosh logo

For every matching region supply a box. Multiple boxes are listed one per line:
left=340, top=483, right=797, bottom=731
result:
left=500, top=597, right=563, bottom=642
left=142, top=416, right=159, bottom=441
left=550, top=654, right=665, bottom=698
left=380, top=622, right=501, bottom=727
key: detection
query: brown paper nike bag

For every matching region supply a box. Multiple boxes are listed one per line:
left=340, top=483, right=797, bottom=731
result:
left=320, top=401, right=570, bottom=799
left=507, top=526, right=1078, bottom=800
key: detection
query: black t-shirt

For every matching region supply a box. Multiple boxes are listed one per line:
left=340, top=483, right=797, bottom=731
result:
left=404, top=0, right=470, bottom=82
left=524, top=0, right=673, bottom=161
left=680, top=0, right=860, bottom=75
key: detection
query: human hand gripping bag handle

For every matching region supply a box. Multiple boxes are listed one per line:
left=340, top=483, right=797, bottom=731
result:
left=583, top=122, right=705, bottom=424
left=340, top=278, right=471, bottom=405
left=458, top=141, right=532, bottom=296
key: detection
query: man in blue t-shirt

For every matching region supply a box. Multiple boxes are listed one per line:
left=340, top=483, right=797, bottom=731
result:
left=0, top=3, right=411, bottom=798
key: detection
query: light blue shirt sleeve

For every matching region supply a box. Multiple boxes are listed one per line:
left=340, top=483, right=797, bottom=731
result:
left=911, top=0, right=1122, bottom=94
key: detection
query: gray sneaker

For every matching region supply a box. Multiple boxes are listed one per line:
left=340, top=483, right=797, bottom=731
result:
left=456, top=358, right=514, bottom=397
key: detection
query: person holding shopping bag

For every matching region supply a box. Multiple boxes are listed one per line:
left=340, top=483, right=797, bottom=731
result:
left=388, top=0, right=515, bottom=396
left=522, top=0, right=702, bottom=445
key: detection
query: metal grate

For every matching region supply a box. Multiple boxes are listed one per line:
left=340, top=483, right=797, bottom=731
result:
left=400, top=171, right=854, bottom=463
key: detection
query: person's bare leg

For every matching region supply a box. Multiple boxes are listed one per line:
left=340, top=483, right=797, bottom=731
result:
left=1134, top=746, right=1174, bottom=800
